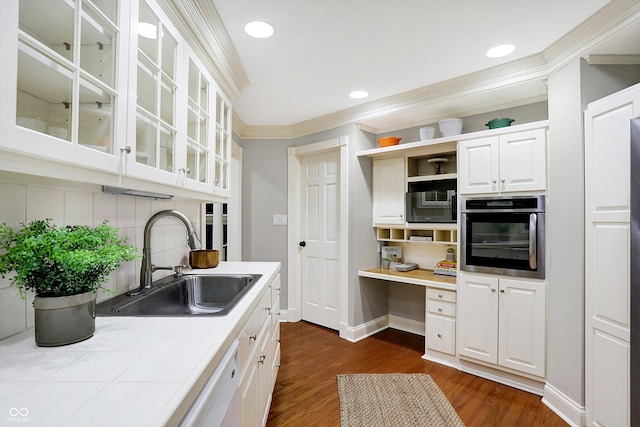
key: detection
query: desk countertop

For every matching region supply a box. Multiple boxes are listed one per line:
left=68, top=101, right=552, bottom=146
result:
left=358, top=268, right=456, bottom=291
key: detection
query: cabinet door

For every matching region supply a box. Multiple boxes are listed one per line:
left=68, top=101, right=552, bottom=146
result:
left=457, top=273, right=498, bottom=364
left=372, top=157, right=405, bottom=224
left=499, top=128, right=547, bottom=192
left=457, top=137, right=499, bottom=194
left=584, top=83, right=639, bottom=427
left=498, top=278, right=546, bottom=377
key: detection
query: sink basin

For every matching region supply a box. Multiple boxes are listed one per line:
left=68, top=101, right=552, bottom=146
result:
left=96, top=274, right=262, bottom=316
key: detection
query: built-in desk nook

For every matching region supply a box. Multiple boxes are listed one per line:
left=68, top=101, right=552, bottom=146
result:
left=358, top=268, right=458, bottom=367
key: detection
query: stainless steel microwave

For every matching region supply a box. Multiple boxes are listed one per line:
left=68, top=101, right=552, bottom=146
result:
left=405, top=189, right=456, bottom=223
left=460, top=195, right=545, bottom=279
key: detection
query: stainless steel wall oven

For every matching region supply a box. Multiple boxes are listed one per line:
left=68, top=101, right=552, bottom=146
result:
left=460, top=195, right=545, bottom=279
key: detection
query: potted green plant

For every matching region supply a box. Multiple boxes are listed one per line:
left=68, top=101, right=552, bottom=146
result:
left=0, top=219, right=138, bottom=346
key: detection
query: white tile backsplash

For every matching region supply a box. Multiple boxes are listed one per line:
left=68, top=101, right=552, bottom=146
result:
left=26, top=186, right=64, bottom=224
left=0, top=178, right=201, bottom=341
left=64, top=190, right=94, bottom=226
left=0, top=182, right=26, bottom=227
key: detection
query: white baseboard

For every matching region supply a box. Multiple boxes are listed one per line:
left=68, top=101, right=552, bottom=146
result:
left=388, top=314, right=425, bottom=336
left=341, top=315, right=389, bottom=342
left=542, top=382, right=585, bottom=427
left=459, top=358, right=545, bottom=395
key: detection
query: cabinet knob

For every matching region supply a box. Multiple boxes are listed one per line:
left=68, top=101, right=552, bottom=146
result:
left=258, top=354, right=266, bottom=364
left=500, top=289, right=505, bottom=293
left=437, top=333, right=442, bottom=338
left=491, top=288, right=496, bottom=293
left=437, top=307, right=443, bottom=312
left=492, top=179, right=497, bottom=184
left=501, top=178, right=506, bottom=183
left=249, top=334, right=257, bottom=341
left=438, top=293, right=443, bottom=298
left=265, top=307, right=271, bottom=314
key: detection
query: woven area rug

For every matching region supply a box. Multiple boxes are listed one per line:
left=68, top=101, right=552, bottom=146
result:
left=336, top=373, right=465, bottom=427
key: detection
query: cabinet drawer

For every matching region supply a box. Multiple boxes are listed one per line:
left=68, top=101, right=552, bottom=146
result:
left=426, top=315, right=456, bottom=355
left=427, top=300, right=456, bottom=317
left=427, top=288, right=456, bottom=303
left=238, top=289, right=271, bottom=373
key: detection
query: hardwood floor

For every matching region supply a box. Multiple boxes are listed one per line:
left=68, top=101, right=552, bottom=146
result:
left=267, top=321, right=568, bottom=427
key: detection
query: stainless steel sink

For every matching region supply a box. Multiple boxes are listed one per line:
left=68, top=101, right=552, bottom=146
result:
left=96, top=274, right=262, bottom=316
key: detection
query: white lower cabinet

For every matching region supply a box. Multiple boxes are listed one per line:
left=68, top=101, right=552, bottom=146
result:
left=457, top=272, right=545, bottom=378
left=425, top=289, right=456, bottom=356
left=238, top=273, right=281, bottom=427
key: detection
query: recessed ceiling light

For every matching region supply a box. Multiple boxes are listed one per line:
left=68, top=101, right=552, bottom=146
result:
left=349, top=90, right=369, bottom=99
left=138, top=22, right=157, bottom=39
left=486, top=44, right=515, bottom=58
left=244, top=21, right=274, bottom=38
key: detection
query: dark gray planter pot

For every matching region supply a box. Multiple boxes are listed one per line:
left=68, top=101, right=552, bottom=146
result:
left=33, top=291, right=96, bottom=347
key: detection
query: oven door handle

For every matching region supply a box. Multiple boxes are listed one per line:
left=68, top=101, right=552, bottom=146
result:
left=529, top=213, right=537, bottom=270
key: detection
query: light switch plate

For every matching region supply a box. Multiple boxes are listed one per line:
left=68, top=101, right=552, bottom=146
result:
left=273, top=214, right=288, bottom=225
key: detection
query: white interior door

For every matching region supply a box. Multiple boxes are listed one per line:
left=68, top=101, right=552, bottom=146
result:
left=299, top=149, right=340, bottom=330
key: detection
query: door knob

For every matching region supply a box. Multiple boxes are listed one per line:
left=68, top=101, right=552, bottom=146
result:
left=299, top=241, right=306, bottom=247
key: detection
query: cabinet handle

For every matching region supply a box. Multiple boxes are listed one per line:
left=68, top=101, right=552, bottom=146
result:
left=120, top=145, right=132, bottom=154
left=179, top=167, right=191, bottom=175
left=231, top=369, right=235, bottom=379
left=265, top=307, right=271, bottom=314
left=258, top=354, right=266, bottom=364
left=249, top=334, right=257, bottom=341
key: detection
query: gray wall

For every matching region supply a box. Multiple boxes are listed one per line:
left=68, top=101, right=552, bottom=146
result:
left=379, top=101, right=548, bottom=142
left=238, top=124, right=386, bottom=327
left=237, top=138, right=291, bottom=302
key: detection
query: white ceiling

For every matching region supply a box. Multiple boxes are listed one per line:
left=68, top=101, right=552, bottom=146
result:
left=210, top=0, right=639, bottom=133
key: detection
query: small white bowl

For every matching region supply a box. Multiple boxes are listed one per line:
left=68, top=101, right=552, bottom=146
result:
left=438, top=118, right=463, bottom=137
left=419, top=127, right=435, bottom=140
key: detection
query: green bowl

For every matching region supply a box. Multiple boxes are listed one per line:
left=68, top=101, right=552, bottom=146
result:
left=486, top=118, right=515, bottom=129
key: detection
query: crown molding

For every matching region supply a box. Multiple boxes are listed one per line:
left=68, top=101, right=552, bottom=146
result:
left=584, top=54, right=640, bottom=65
left=542, top=0, right=640, bottom=72
left=229, top=2, right=640, bottom=140
left=159, top=0, right=249, bottom=100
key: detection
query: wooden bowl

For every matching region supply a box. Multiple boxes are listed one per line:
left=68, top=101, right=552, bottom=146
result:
left=189, top=249, right=220, bottom=268
left=378, top=137, right=401, bottom=147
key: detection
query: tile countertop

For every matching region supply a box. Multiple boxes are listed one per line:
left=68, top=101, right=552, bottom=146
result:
left=0, top=262, right=281, bottom=427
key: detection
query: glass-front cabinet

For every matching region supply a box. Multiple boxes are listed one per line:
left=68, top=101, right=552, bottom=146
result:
left=3, top=0, right=126, bottom=171
left=214, top=92, right=232, bottom=196
left=0, top=0, right=232, bottom=198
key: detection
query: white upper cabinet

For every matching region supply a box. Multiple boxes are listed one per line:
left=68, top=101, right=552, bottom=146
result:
left=372, top=157, right=405, bottom=225
left=0, top=0, right=231, bottom=198
left=458, top=128, right=547, bottom=195
left=2, top=0, right=127, bottom=172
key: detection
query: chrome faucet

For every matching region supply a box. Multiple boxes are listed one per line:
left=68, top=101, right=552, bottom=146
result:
left=139, top=210, right=201, bottom=290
